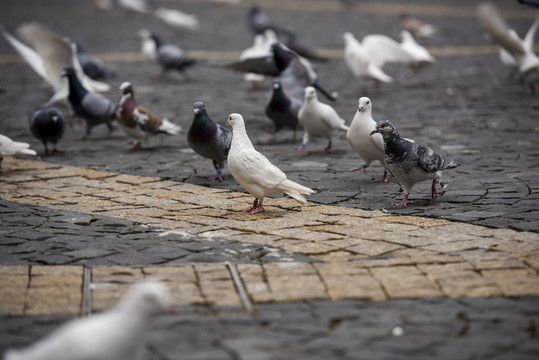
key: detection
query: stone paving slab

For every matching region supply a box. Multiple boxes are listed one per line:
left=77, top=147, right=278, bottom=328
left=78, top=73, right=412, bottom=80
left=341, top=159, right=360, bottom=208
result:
left=1, top=158, right=538, bottom=316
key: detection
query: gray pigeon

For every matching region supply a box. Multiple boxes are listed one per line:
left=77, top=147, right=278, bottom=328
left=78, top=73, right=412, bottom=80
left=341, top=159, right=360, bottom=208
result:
left=138, top=29, right=198, bottom=80
left=265, top=79, right=302, bottom=142
left=29, top=107, right=66, bottom=155
left=187, top=101, right=232, bottom=181
left=62, top=66, right=116, bottom=139
left=371, top=120, right=459, bottom=206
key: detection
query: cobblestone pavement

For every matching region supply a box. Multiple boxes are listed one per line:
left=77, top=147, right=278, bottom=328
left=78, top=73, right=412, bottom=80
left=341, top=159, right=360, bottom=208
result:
left=1, top=0, right=538, bottom=359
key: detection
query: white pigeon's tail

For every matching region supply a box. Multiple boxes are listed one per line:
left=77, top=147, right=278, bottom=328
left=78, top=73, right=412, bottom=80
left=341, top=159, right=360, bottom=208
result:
left=338, top=122, right=350, bottom=132
left=158, top=118, right=182, bottom=135
left=279, top=179, right=314, bottom=203
left=18, top=148, right=38, bottom=156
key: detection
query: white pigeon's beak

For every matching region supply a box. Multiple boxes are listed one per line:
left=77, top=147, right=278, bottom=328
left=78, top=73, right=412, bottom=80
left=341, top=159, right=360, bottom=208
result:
left=225, top=119, right=230, bottom=126
left=358, top=106, right=363, bottom=112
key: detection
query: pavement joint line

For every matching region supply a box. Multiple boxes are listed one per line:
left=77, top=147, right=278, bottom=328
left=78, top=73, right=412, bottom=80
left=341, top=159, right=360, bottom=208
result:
left=81, top=267, right=92, bottom=317
left=226, top=261, right=254, bottom=314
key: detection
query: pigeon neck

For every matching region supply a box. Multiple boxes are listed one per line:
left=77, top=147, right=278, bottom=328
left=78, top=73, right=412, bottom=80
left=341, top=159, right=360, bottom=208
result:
left=231, top=122, right=253, bottom=148
left=383, top=132, right=408, bottom=158
left=270, top=87, right=290, bottom=108
left=66, top=73, right=87, bottom=103
left=190, top=111, right=217, bottom=141
left=119, top=92, right=136, bottom=112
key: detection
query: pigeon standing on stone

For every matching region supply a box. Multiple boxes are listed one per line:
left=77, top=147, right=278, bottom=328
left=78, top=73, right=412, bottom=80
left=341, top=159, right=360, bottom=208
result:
left=138, top=29, right=198, bottom=81
left=0, top=134, right=37, bottom=171
left=187, top=101, right=232, bottom=181
left=265, top=79, right=302, bottom=142
left=3, top=282, right=172, bottom=360
left=62, top=67, right=116, bottom=139
left=226, top=113, right=313, bottom=214
left=346, top=97, right=388, bottom=182
left=116, top=82, right=181, bottom=150
left=371, top=120, right=459, bottom=206
left=29, top=107, right=66, bottom=155
left=296, top=87, right=348, bottom=152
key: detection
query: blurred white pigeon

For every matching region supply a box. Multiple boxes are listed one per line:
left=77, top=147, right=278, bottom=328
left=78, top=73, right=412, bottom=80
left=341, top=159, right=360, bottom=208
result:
left=477, top=3, right=539, bottom=93
left=296, top=86, right=349, bottom=152
left=239, top=30, right=277, bottom=88
left=3, top=282, right=172, bottom=360
left=154, top=7, right=200, bottom=31
left=226, top=113, right=313, bottom=214
left=399, top=30, right=436, bottom=69
left=346, top=97, right=388, bottom=182
left=400, top=12, right=440, bottom=38
left=0, top=134, right=37, bottom=171
left=118, top=0, right=152, bottom=13
left=343, top=32, right=394, bottom=86
left=1, top=23, right=110, bottom=106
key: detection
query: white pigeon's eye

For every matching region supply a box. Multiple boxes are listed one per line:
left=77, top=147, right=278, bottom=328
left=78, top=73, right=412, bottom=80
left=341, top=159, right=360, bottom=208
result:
left=366, top=101, right=370, bottom=104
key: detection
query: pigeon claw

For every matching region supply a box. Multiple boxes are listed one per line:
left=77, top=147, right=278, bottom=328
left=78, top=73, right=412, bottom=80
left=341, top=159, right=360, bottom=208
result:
left=208, top=174, right=223, bottom=182
left=374, top=172, right=389, bottom=183
left=393, top=198, right=413, bottom=207
left=350, top=164, right=367, bottom=172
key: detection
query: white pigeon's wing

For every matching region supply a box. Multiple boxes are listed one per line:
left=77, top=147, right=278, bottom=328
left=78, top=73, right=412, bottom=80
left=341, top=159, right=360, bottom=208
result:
left=320, top=103, right=346, bottom=130
left=371, top=132, right=385, bottom=152
left=232, top=148, right=286, bottom=189
left=477, top=3, right=526, bottom=58
left=71, top=43, right=110, bottom=93
left=523, top=18, right=539, bottom=52
left=1, top=28, right=48, bottom=81
left=17, top=22, right=71, bottom=92
left=362, top=34, right=412, bottom=68
left=366, top=62, right=393, bottom=83
left=154, top=7, right=200, bottom=30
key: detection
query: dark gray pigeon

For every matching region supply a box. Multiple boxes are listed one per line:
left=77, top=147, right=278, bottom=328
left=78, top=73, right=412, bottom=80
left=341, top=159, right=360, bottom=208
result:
left=265, top=79, right=301, bottom=142
left=138, top=29, right=198, bottom=80
left=62, top=67, right=116, bottom=139
left=29, top=107, right=66, bottom=155
left=371, top=120, right=459, bottom=206
left=187, top=101, right=232, bottom=181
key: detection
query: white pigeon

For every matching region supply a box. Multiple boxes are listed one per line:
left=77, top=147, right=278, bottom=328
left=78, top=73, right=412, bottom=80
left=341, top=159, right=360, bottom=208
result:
left=343, top=32, right=394, bottom=85
left=399, top=30, right=436, bottom=69
left=296, top=86, right=349, bottom=152
left=477, top=3, right=539, bottom=90
left=3, top=282, right=172, bottom=360
left=0, top=134, right=37, bottom=171
left=118, top=0, right=152, bottom=13
left=226, top=113, right=314, bottom=214
left=239, top=30, right=278, bottom=88
left=154, top=7, right=200, bottom=31
left=346, top=97, right=388, bottom=182
left=1, top=23, right=110, bottom=106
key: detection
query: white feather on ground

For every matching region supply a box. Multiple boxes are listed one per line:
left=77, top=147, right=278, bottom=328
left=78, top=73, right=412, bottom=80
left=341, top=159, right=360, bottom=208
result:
left=297, top=86, right=348, bottom=152
left=3, top=282, right=172, bottom=360
left=226, top=113, right=313, bottom=214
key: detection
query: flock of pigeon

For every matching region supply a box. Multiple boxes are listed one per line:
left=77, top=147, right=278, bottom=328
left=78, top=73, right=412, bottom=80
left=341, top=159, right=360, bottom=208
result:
left=1, top=1, right=537, bottom=213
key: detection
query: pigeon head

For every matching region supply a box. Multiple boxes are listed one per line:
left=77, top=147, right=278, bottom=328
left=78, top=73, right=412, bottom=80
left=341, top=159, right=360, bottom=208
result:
left=226, top=113, right=244, bottom=127
left=343, top=32, right=355, bottom=44
left=371, top=120, right=400, bottom=139
left=61, top=66, right=76, bottom=77
left=121, top=282, right=173, bottom=316
left=358, top=97, right=372, bottom=113
left=119, top=82, right=133, bottom=94
left=193, top=101, right=206, bottom=115
left=304, top=86, right=317, bottom=102
left=272, top=79, right=282, bottom=90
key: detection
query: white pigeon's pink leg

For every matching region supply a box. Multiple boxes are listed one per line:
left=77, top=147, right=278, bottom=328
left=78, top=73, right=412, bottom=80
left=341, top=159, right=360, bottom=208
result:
left=393, top=197, right=413, bottom=206
left=323, top=140, right=332, bottom=152
left=244, top=198, right=259, bottom=213
left=350, top=164, right=367, bottom=172
left=248, top=198, right=265, bottom=214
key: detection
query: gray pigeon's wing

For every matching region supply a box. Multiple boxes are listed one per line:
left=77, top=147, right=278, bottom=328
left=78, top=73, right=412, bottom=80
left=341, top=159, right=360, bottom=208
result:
left=216, top=123, right=232, bottom=158
left=82, top=92, right=116, bottom=118
left=416, top=144, right=447, bottom=173
left=158, top=44, right=189, bottom=67
left=216, top=56, right=280, bottom=76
